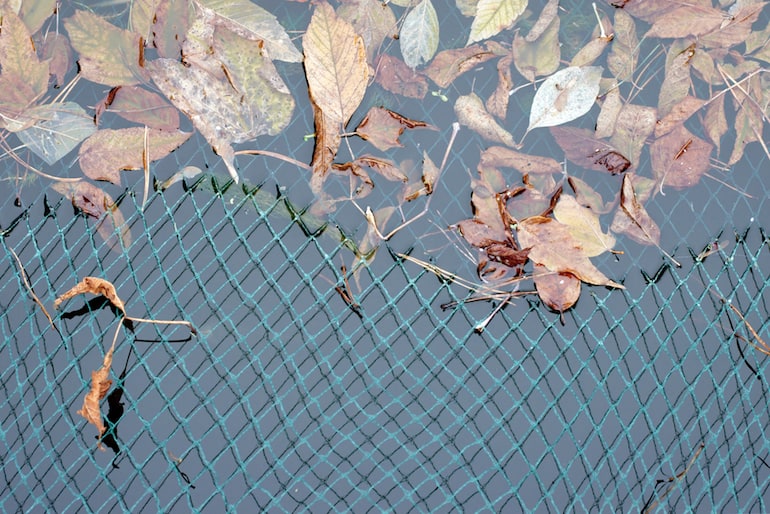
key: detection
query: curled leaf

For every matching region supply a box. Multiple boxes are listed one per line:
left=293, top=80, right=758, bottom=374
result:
left=54, top=277, right=127, bottom=315
left=78, top=345, right=115, bottom=450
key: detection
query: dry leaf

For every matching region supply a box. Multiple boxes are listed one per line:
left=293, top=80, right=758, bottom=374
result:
left=645, top=4, right=727, bottom=39
left=310, top=100, right=342, bottom=179
left=54, top=277, right=127, bottom=315
left=517, top=216, right=624, bottom=288
left=77, top=341, right=116, bottom=450
left=486, top=52, right=514, bottom=119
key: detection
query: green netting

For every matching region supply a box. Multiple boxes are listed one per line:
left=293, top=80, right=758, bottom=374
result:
left=2, top=1, right=770, bottom=512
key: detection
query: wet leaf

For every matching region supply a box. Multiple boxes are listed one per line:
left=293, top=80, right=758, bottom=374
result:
left=658, top=42, right=695, bottom=118
left=304, top=1, right=369, bottom=125
left=533, top=263, right=580, bottom=314
left=654, top=96, right=706, bottom=137
left=107, top=86, right=180, bottom=131
left=512, top=12, right=559, bottom=82
left=309, top=100, right=342, bottom=179
left=551, top=126, right=630, bottom=174
left=0, top=11, right=49, bottom=104
left=196, top=0, right=302, bottom=62
left=610, top=174, right=660, bottom=246
left=51, top=182, right=132, bottom=251
left=455, top=93, right=516, bottom=147
left=479, top=146, right=562, bottom=175
left=487, top=52, right=514, bottom=119
left=704, top=95, right=727, bottom=153
left=524, top=0, right=558, bottom=42
left=607, top=9, right=637, bottom=81
left=458, top=219, right=504, bottom=248
left=595, top=86, right=622, bottom=138
left=14, top=103, right=96, bottom=166
left=567, top=176, right=612, bottom=214
left=158, top=166, right=203, bottom=190
left=469, top=167, right=508, bottom=241
left=355, top=107, right=432, bottom=151
left=467, top=0, right=527, bottom=45
left=352, top=155, right=407, bottom=182
left=609, top=103, right=656, bottom=166
left=527, top=66, right=602, bottom=131
left=79, top=128, right=191, bottom=185
left=570, top=34, right=612, bottom=68
left=139, top=0, right=192, bottom=59
left=64, top=10, right=146, bottom=86
left=374, top=54, right=428, bottom=99
left=553, top=194, right=615, bottom=257
left=400, top=0, right=439, bottom=69
left=39, top=32, right=73, bottom=87
left=645, top=4, right=726, bottom=39
left=485, top=241, right=530, bottom=268
left=18, top=0, right=56, bottom=34
left=338, top=0, right=397, bottom=63
left=424, top=44, right=497, bottom=88
left=650, top=125, right=712, bottom=191
left=517, top=216, right=623, bottom=288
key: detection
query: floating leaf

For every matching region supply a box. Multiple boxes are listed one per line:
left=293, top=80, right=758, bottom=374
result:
left=304, top=1, right=369, bottom=124
left=424, top=44, right=497, bottom=88
left=353, top=155, right=407, bottom=182
left=551, top=126, right=630, bottom=174
left=355, top=107, right=432, bottom=151
left=196, top=0, right=302, bottom=62
left=51, top=181, right=132, bottom=251
left=107, top=86, right=180, bottom=131
left=650, top=125, right=712, bottom=191
left=533, top=263, right=581, bottom=314
left=79, top=128, right=191, bottom=185
left=487, top=51, right=514, bottom=119
left=455, top=93, right=516, bottom=147
left=553, top=194, right=615, bottom=257
left=479, top=146, right=562, bottom=175
left=607, top=9, right=637, bottom=81
left=374, top=54, right=428, bottom=99
left=658, top=42, right=695, bottom=118
left=338, top=0, right=397, bottom=63
left=610, top=174, right=660, bottom=247
left=654, top=96, right=706, bottom=137
left=467, top=0, right=527, bottom=45
left=64, top=10, right=146, bottom=86
left=645, top=4, right=726, bottom=39
left=517, top=215, right=623, bottom=288
left=527, top=66, right=602, bottom=131
left=14, top=103, right=96, bottom=166
left=609, top=103, right=656, bottom=167
left=39, top=32, right=73, bottom=87
left=0, top=11, right=49, bottom=120
left=400, top=0, right=439, bottom=68
left=310, top=100, right=342, bottom=181
left=512, top=10, right=559, bottom=82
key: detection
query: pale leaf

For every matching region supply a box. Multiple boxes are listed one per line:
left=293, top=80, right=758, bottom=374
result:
left=610, top=174, right=660, bottom=246
left=338, top=0, right=397, bottom=63
left=553, top=194, right=615, bottom=257
left=0, top=11, right=49, bottom=101
left=303, top=1, right=369, bottom=124
left=528, top=66, right=602, bottom=131
left=400, top=0, right=439, bottom=69
left=14, top=103, right=96, bottom=165
left=455, top=93, right=516, bottom=147
left=467, top=0, right=527, bottom=45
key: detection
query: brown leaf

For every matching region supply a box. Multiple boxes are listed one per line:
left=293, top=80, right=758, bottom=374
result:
left=610, top=174, right=660, bottom=246
left=79, top=128, right=191, bottom=185
left=486, top=52, right=513, bottom=119
left=424, top=44, right=497, bottom=88
left=355, top=107, right=433, bottom=151
left=458, top=219, right=503, bottom=248
left=512, top=15, right=560, bottom=82
left=658, top=42, right=695, bottom=118
left=337, top=0, right=397, bottom=63
left=609, top=103, right=656, bottom=166
left=107, top=86, right=181, bottom=131
left=654, top=96, right=705, bottom=137
left=354, top=155, right=407, bottom=182
left=50, top=182, right=132, bottom=251
left=645, top=5, right=726, bottom=39
left=374, top=54, right=428, bottom=99
left=700, top=2, right=767, bottom=48
left=0, top=11, right=49, bottom=108
left=54, top=277, right=127, bottom=315
left=703, top=95, right=727, bottom=152
left=480, top=146, right=562, bottom=175
left=485, top=242, right=530, bottom=269
left=650, top=125, right=712, bottom=190
left=39, top=32, right=73, bottom=87
left=303, top=1, right=369, bottom=125
left=517, top=216, right=624, bottom=288
left=310, top=99, right=342, bottom=180
left=533, top=263, right=580, bottom=314
left=550, top=126, right=630, bottom=174
left=607, top=9, right=637, bottom=81
left=470, top=167, right=508, bottom=241
left=455, top=93, right=516, bottom=147
left=77, top=344, right=115, bottom=450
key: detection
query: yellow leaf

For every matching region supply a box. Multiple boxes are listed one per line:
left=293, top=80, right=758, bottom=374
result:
left=467, top=0, right=527, bottom=46
left=303, top=1, right=369, bottom=125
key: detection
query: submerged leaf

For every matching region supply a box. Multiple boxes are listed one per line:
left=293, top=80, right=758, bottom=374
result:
left=107, top=86, right=181, bottom=131
left=650, top=125, right=712, bottom=191
left=455, top=93, right=516, bottom=147
left=533, top=263, right=581, bottom=314
left=400, top=0, right=439, bottom=68
left=553, top=194, right=615, bottom=257
left=551, top=126, right=630, bottom=174
left=610, top=174, right=660, bottom=246
left=14, top=103, right=96, bottom=165
left=338, top=0, right=397, bottom=63
left=528, top=66, right=602, bottom=131
left=424, top=44, right=497, bottom=88
left=0, top=11, right=49, bottom=101
left=467, top=0, right=527, bottom=45
left=374, top=54, right=428, bottom=98
left=355, top=107, right=432, bottom=151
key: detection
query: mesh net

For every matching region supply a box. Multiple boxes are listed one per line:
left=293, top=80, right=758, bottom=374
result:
left=2, top=1, right=770, bottom=512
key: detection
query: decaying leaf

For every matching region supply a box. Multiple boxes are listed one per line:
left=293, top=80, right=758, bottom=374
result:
left=51, top=182, right=132, bottom=251
left=467, top=0, right=528, bottom=45
left=78, top=339, right=116, bottom=450
left=0, top=11, right=49, bottom=111
left=512, top=10, right=559, bottom=82
left=400, top=0, right=439, bottom=68
left=607, top=9, right=637, bottom=81
left=14, top=103, right=97, bottom=166
left=551, top=126, right=630, bottom=174
left=645, top=4, right=726, bottom=39
left=338, top=0, right=397, bottom=64
left=38, top=31, right=73, bottom=87
left=106, top=86, right=181, bottom=131
left=79, top=128, right=191, bottom=185
left=553, top=194, right=615, bottom=257
left=658, top=42, right=695, bottom=118
left=533, top=263, right=581, bottom=314
left=609, top=103, right=656, bottom=167
left=487, top=51, right=514, bottom=119
left=610, top=174, right=660, bottom=246
left=424, top=44, right=498, bottom=88
left=54, top=276, right=127, bottom=314
left=455, top=93, right=516, bottom=147
left=374, top=54, right=428, bottom=99
left=355, top=107, right=432, bottom=151
left=517, top=216, right=623, bottom=288
left=650, top=124, right=712, bottom=191
left=479, top=146, right=562, bottom=175
left=527, top=66, right=603, bottom=132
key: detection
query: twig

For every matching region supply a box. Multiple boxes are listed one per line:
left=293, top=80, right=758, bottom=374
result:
left=234, top=149, right=311, bottom=171
left=7, top=245, right=61, bottom=338
left=642, top=442, right=705, bottom=513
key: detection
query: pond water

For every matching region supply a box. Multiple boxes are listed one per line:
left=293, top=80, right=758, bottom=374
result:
left=1, top=1, right=770, bottom=512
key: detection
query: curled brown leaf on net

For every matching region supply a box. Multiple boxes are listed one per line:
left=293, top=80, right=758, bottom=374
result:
left=54, top=276, right=127, bottom=315
left=78, top=335, right=117, bottom=450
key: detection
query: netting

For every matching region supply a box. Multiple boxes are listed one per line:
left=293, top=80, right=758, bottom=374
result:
left=2, top=1, right=770, bottom=512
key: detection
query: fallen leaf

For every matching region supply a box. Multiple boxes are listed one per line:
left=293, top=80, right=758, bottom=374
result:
left=374, top=54, right=428, bottom=99
left=400, top=0, right=439, bottom=68
left=467, top=0, right=528, bottom=45
left=609, top=103, right=656, bottom=167
left=309, top=100, right=342, bottom=179
left=79, top=128, right=191, bottom=185
left=524, top=0, right=558, bottom=42
left=338, top=0, right=397, bottom=63
left=54, top=276, right=127, bottom=314
left=595, top=86, right=622, bottom=138
left=511, top=11, right=559, bottom=82
left=527, top=66, right=603, bottom=131
left=13, top=103, right=97, bottom=165
left=78, top=344, right=115, bottom=450
left=196, top=0, right=302, bottom=62
left=550, top=126, right=630, bottom=174
left=0, top=11, right=49, bottom=103
left=404, top=151, right=440, bottom=201
left=355, top=107, right=432, bottom=151
left=424, top=44, right=497, bottom=88
left=469, top=167, right=508, bottom=241
left=570, top=34, right=613, bottom=68
left=148, top=0, right=193, bottom=59
left=479, top=146, right=562, bottom=175
left=51, top=182, right=132, bottom=251
left=485, top=241, right=530, bottom=269
left=650, top=124, right=712, bottom=190
left=553, top=194, right=615, bottom=257
left=352, top=155, right=407, bottom=182
left=658, top=42, right=695, bottom=118
left=703, top=95, right=727, bottom=152
left=455, top=93, right=516, bottom=147
left=517, top=215, right=624, bottom=288
left=39, top=32, right=73, bottom=87
left=645, top=4, right=726, bottom=39
left=607, top=9, right=637, bottom=81
left=610, top=174, right=660, bottom=246
left=107, top=86, right=181, bottom=131
left=567, top=176, right=612, bottom=214
left=486, top=52, right=514, bottom=119
left=533, top=263, right=581, bottom=314
left=64, top=10, right=146, bottom=86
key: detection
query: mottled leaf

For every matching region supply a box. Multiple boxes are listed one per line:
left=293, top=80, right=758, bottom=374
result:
left=607, top=9, right=637, bottom=81
left=650, top=125, right=712, bottom=191
left=0, top=11, right=49, bottom=102
left=654, top=96, right=706, bottom=137
left=400, top=0, right=439, bottom=68
left=424, top=44, right=497, bottom=88
left=338, top=0, right=397, bottom=63
left=609, top=103, right=656, bottom=167
left=658, top=42, right=695, bottom=118
left=39, top=32, right=73, bottom=87
left=527, top=66, right=602, bottom=131
left=79, top=128, right=191, bottom=185
left=467, top=0, right=527, bottom=45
